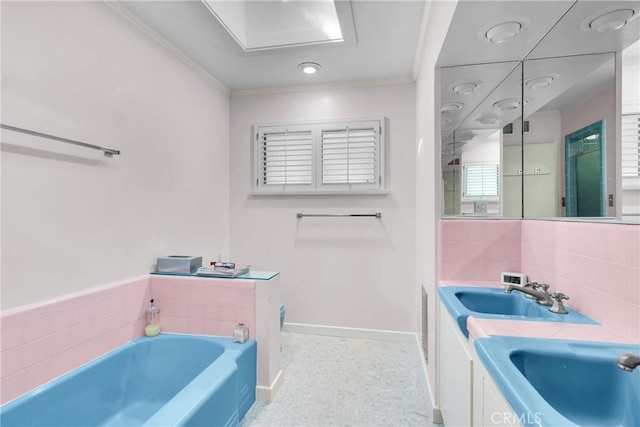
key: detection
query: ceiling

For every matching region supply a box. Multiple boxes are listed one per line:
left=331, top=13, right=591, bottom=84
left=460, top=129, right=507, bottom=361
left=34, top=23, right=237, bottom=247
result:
left=438, top=0, right=640, bottom=145
left=116, top=0, right=426, bottom=93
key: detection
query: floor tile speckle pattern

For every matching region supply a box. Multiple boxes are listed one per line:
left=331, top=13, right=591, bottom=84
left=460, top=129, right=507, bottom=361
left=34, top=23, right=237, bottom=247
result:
left=241, top=332, right=435, bottom=427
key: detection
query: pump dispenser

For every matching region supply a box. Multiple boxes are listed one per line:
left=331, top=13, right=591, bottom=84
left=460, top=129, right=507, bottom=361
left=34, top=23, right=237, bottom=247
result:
left=145, top=299, right=160, bottom=337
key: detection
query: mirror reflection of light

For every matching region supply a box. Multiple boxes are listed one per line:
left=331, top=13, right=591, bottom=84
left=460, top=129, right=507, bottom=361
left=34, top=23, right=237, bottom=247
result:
left=589, top=9, right=635, bottom=32
left=585, top=134, right=598, bottom=140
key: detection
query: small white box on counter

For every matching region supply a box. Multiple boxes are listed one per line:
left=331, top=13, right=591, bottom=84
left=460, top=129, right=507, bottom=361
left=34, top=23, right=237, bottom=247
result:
left=156, top=256, right=202, bottom=274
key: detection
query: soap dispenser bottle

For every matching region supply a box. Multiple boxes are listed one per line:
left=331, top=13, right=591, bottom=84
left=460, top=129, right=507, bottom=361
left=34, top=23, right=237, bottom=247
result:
left=233, top=323, right=249, bottom=343
left=145, top=299, right=160, bottom=337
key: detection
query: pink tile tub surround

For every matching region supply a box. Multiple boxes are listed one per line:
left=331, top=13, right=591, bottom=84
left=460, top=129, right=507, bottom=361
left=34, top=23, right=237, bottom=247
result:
left=439, top=219, right=522, bottom=284
left=149, top=275, right=255, bottom=339
left=0, top=276, right=149, bottom=404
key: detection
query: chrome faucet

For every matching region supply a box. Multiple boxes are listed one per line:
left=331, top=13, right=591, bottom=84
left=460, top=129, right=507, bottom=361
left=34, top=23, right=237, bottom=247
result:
left=617, top=353, right=640, bottom=371
left=504, top=282, right=553, bottom=306
left=523, top=281, right=549, bottom=299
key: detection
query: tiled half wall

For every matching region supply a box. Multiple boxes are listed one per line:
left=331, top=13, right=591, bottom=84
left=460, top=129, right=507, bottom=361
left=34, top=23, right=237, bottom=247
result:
left=0, top=275, right=257, bottom=404
left=439, top=219, right=640, bottom=342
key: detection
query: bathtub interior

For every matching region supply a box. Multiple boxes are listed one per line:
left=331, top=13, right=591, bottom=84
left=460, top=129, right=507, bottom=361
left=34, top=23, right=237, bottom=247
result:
left=0, top=334, right=256, bottom=427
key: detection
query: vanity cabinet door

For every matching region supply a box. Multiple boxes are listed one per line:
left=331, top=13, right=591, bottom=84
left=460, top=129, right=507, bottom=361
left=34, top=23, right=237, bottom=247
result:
left=471, top=346, right=522, bottom=427
left=438, top=302, right=473, bottom=426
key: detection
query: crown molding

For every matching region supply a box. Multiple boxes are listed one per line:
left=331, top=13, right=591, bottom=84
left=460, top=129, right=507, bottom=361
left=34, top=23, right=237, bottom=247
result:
left=103, top=0, right=230, bottom=96
left=231, top=77, right=415, bottom=97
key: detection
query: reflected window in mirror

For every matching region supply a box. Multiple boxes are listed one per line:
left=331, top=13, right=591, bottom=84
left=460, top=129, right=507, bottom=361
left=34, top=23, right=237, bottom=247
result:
left=621, top=40, right=640, bottom=223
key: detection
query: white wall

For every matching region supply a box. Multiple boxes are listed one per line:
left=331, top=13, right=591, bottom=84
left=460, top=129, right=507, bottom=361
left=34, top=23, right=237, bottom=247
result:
left=414, top=0, right=458, bottom=411
left=229, top=83, right=416, bottom=332
left=1, top=1, right=230, bottom=309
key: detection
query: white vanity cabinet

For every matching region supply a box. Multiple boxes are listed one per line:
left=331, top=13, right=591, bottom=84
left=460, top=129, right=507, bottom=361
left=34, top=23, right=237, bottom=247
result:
left=438, top=301, right=474, bottom=426
left=438, top=301, right=521, bottom=427
left=471, top=344, right=522, bottom=427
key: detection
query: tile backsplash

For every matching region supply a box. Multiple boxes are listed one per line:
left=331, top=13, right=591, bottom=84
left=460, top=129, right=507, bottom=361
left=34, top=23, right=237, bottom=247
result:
left=521, top=220, right=639, bottom=342
left=439, top=219, right=640, bottom=342
left=439, top=219, right=522, bottom=284
left=149, top=275, right=255, bottom=338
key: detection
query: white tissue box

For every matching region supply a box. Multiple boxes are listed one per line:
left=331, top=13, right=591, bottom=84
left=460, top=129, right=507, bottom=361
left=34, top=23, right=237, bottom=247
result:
left=156, top=256, right=202, bottom=274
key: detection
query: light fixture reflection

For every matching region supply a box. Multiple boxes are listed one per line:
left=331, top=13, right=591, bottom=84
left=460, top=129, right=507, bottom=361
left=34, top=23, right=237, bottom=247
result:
left=589, top=9, right=635, bottom=32
left=485, top=21, right=522, bottom=44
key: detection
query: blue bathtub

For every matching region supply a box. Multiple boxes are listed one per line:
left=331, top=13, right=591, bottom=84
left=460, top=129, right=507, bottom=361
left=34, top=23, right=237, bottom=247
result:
left=0, top=333, right=257, bottom=426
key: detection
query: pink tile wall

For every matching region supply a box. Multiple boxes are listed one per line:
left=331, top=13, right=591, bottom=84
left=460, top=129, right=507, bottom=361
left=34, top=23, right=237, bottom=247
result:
left=521, top=220, right=640, bottom=342
left=0, top=276, right=149, bottom=404
left=439, top=219, right=522, bottom=284
left=439, top=218, right=640, bottom=342
left=149, top=275, right=255, bottom=339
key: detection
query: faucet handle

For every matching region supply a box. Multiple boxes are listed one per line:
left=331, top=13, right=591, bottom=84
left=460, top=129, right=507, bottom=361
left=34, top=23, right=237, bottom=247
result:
left=549, top=292, right=569, bottom=314
left=551, top=291, right=568, bottom=301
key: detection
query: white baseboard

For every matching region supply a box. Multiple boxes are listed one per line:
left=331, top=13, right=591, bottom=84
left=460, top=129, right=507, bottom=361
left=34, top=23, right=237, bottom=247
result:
left=256, top=369, right=283, bottom=403
left=433, top=407, right=444, bottom=424
left=414, top=334, right=440, bottom=424
left=282, top=322, right=416, bottom=342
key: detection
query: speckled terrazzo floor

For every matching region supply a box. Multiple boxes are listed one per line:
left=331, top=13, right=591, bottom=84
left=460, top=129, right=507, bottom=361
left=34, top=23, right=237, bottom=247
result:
left=240, top=332, right=435, bottom=427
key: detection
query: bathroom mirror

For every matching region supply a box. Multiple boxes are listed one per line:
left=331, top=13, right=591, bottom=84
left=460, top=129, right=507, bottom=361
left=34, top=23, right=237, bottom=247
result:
left=441, top=62, right=523, bottom=217
left=438, top=0, right=640, bottom=222
left=521, top=53, right=616, bottom=218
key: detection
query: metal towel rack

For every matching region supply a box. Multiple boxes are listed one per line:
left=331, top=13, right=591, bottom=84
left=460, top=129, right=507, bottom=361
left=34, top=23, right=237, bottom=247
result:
left=296, top=213, right=382, bottom=219
left=1, top=124, right=121, bottom=157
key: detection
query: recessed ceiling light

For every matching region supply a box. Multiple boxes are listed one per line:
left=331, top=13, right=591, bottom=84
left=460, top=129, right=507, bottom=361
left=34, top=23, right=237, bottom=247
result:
left=493, top=98, right=530, bottom=111
left=476, top=114, right=500, bottom=125
left=456, top=132, right=474, bottom=142
left=485, top=21, right=522, bottom=44
left=588, top=9, right=635, bottom=32
left=298, top=62, right=321, bottom=74
left=441, top=102, right=465, bottom=112
left=523, top=74, right=557, bottom=90
left=451, top=81, right=482, bottom=96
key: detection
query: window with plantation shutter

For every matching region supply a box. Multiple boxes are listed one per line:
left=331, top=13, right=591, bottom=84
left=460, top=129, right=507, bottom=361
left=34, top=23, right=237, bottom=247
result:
left=320, top=121, right=379, bottom=190
left=253, top=118, right=386, bottom=194
left=463, top=163, right=500, bottom=199
left=257, top=125, right=313, bottom=190
left=621, top=113, right=640, bottom=180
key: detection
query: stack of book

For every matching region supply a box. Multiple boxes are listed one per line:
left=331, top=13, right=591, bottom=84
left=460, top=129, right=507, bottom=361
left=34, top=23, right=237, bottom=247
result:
left=196, top=261, right=251, bottom=277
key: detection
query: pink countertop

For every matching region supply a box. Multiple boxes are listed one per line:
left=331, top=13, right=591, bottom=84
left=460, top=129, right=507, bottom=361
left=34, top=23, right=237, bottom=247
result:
left=467, top=317, right=640, bottom=344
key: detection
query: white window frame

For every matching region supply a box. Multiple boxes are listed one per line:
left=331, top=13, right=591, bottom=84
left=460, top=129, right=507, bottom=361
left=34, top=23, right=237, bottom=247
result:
left=253, top=117, right=387, bottom=195
left=462, top=162, right=500, bottom=201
